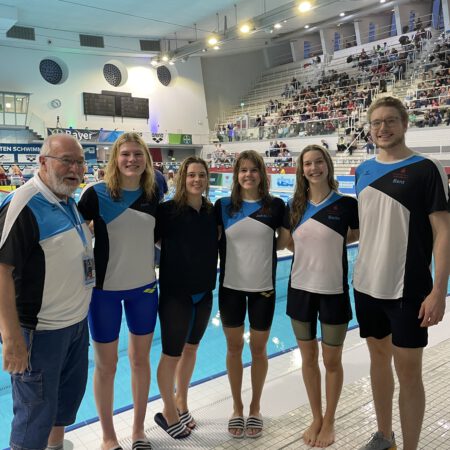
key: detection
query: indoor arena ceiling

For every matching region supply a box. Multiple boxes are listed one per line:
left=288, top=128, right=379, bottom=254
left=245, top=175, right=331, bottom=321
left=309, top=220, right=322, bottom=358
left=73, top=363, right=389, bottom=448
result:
left=0, top=0, right=424, bottom=58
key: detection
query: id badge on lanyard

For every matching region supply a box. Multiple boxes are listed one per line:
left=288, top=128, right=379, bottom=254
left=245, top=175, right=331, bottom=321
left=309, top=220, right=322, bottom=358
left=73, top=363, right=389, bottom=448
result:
left=73, top=217, right=96, bottom=288
left=82, top=252, right=96, bottom=287
left=58, top=201, right=96, bottom=287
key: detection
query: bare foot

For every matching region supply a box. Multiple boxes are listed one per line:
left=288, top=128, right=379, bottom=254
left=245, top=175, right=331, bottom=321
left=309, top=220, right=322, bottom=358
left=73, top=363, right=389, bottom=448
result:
left=302, top=419, right=322, bottom=447
left=315, top=421, right=335, bottom=448
left=101, top=439, right=120, bottom=450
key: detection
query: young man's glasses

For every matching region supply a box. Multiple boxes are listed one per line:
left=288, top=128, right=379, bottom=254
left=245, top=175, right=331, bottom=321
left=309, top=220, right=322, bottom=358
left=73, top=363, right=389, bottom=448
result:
left=369, top=117, right=402, bottom=129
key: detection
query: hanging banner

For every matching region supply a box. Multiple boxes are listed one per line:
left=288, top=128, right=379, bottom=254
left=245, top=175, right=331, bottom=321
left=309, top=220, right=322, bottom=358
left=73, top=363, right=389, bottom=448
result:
left=270, top=174, right=296, bottom=191
left=98, top=130, right=124, bottom=142
left=336, top=175, right=356, bottom=194
left=150, top=133, right=168, bottom=145
left=47, top=128, right=100, bottom=141
left=168, top=133, right=192, bottom=145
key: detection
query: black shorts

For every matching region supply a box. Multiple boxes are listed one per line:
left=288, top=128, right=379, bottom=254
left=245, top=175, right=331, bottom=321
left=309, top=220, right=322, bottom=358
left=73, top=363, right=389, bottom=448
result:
left=159, top=290, right=213, bottom=357
left=219, top=286, right=275, bottom=331
left=354, top=290, right=428, bottom=348
left=287, top=286, right=352, bottom=325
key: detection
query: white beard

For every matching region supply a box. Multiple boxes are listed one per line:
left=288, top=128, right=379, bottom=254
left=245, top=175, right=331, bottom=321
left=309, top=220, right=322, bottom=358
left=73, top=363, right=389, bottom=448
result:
left=47, top=171, right=80, bottom=197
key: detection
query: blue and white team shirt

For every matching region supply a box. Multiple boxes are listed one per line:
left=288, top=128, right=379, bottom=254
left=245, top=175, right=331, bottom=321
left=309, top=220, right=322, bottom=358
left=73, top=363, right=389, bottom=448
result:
left=284, top=192, right=358, bottom=294
left=78, top=181, right=158, bottom=291
left=354, top=153, right=449, bottom=300
left=0, top=175, right=93, bottom=330
left=215, top=196, right=285, bottom=292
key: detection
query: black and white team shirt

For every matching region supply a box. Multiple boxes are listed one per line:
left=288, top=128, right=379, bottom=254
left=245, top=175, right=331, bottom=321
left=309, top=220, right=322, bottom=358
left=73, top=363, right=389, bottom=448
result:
left=0, top=176, right=93, bottom=330
left=78, top=181, right=158, bottom=291
left=284, top=192, right=358, bottom=294
left=354, top=153, right=449, bottom=300
left=215, top=196, right=285, bottom=292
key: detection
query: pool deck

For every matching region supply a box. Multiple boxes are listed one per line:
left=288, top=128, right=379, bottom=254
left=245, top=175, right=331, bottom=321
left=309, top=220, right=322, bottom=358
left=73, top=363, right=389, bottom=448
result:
left=66, top=300, right=450, bottom=450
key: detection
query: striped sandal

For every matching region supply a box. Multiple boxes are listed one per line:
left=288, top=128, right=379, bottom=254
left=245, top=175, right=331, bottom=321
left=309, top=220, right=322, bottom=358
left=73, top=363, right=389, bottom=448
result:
left=179, top=410, right=196, bottom=430
left=131, top=440, right=152, bottom=450
left=154, top=412, right=190, bottom=439
left=245, top=416, right=263, bottom=438
left=228, top=416, right=245, bottom=439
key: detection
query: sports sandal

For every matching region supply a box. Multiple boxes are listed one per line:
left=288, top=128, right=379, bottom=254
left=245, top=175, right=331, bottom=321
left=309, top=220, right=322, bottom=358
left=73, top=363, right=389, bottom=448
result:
left=154, top=412, right=190, bottom=439
left=132, top=439, right=152, bottom=450
left=245, top=416, right=263, bottom=438
left=228, top=416, right=245, bottom=439
left=178, top=410, right=196, bottom=430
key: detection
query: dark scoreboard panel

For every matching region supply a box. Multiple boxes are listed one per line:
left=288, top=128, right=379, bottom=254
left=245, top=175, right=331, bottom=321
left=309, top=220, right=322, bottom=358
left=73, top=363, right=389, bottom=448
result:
left=83, top=92, right=149, bottom=119
left=83, top=93, right=115, bottom=116
left=121, top=97, right=149, bottom=118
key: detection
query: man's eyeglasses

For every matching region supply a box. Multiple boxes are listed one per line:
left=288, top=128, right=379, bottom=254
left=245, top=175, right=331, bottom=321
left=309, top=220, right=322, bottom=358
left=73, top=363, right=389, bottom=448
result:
left=44, top=155, right=86, bottom=168
left=369, top=117, right=402, bottom=129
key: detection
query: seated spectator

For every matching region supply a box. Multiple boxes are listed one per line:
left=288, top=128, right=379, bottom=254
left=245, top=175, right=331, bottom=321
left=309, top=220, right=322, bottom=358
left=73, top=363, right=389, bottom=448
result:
left=0, top=166, right=8, bottom=185
left=363, top=135, right=375, bottom=154
left=445, top=108, right=450, bottom=126
left=337, top=136, right=346, bottom=153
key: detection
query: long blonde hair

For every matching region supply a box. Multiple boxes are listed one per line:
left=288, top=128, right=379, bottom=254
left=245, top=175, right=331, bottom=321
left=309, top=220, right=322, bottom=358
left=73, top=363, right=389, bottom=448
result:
left=229, top=150, right=271, bottom=214
left=104, top=132, right=155, bottom=200
left=290, top=145, right=338, bottom=230
left=173, top=156, right=211, bottom=209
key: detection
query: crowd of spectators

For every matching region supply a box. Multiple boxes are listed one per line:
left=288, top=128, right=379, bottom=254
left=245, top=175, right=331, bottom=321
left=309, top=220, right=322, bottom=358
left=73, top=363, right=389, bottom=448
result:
left=216, top=23, right=450, bottom=143
left=403, top=32, right=450, bottom=128
left=249, top=70, right=377, bottom=140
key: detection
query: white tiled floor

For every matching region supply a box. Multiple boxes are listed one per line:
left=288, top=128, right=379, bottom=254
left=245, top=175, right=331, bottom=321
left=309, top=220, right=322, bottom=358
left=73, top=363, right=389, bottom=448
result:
left=65, top=301, right=450, bottom=450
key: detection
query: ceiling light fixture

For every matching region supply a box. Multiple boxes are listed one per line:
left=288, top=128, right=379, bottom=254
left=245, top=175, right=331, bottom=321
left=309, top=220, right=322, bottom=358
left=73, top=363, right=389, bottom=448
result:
left=339, top=12, right=345, bottom=17
left=213, top=45, right=220, bottom=50
left=162, top=55, right=169, bottom=62
left=304, top=24, right=310, bottom=29
left=274, top=23, right=282, bottom=29
left=207, top=36, right=218, bottom=45
left=298, top=1, right=312, bottom=13
left=240, top=23, right=251, bottom=33
left=380, top=0, right=386, bottom=3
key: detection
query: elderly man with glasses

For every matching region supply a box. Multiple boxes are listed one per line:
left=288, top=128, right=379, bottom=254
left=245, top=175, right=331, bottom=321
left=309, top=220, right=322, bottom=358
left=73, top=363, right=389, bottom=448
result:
left=0, top=134, right=94, bottom=450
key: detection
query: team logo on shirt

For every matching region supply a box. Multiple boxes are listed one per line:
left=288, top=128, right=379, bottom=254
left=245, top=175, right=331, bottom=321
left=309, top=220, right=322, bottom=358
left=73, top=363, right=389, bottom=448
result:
left=392, top=167, right=408, bottom=185
left=326, top=204, right=341, bottom=221
left=143, top=287, right=156, bottom=294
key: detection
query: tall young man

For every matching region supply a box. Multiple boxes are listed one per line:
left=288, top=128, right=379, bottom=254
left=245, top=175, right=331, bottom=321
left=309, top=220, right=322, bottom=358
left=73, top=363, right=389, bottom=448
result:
left=354, top=96, right=449, bottom=450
